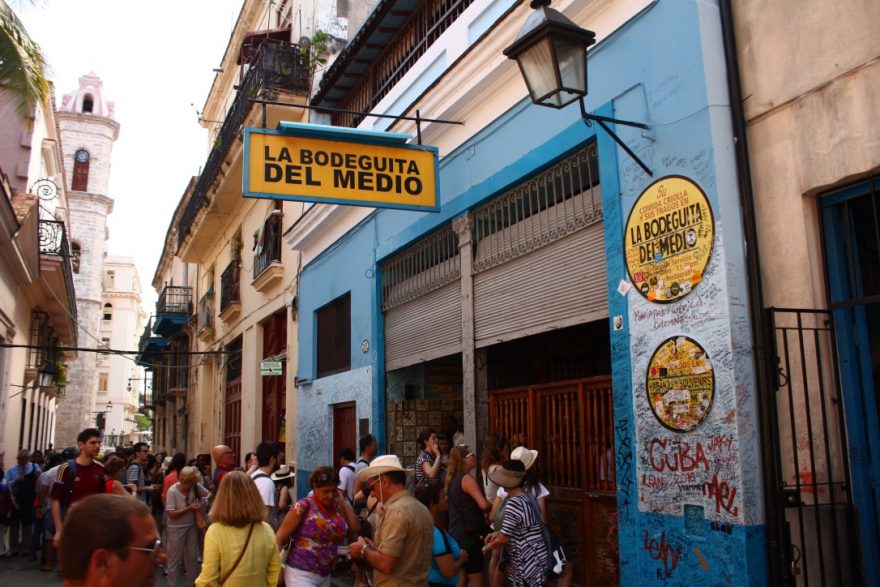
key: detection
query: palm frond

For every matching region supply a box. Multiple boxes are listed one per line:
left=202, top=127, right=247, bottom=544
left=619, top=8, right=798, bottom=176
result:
left=0, top=0, right=50, bottom=119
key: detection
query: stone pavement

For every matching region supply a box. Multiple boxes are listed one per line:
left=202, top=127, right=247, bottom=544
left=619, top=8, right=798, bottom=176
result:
left=0, top=550, right=356, bottom=586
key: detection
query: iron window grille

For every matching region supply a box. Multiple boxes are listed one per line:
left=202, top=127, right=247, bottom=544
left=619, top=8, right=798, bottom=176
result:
left=472, top=142, right=601, bottom=273
left=381, top=224, right=460, bottom=311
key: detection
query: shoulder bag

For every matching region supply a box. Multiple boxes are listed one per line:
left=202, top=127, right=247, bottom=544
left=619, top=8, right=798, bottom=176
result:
left=220, top=523, right=254, bottom=585
left=524, top=493, right=566, bottom=579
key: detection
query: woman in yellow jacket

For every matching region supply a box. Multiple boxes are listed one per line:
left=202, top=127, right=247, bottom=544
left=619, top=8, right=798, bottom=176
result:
left=196, top=471, right=281, bottom=587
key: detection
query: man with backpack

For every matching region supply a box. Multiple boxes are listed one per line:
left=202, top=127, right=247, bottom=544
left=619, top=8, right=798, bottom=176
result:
left=50, top=428, right=107, bottom=547
left=250, top=441, right=280, bottom=525
left=126, top=443, right=156, bottom=503
left=352, top=434, right=378, bottom=506
left=338, top=448, right=357, bottom=502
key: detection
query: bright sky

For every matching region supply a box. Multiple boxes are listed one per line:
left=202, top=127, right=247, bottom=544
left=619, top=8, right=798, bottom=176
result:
left=18, top=0, right=246, bottom=308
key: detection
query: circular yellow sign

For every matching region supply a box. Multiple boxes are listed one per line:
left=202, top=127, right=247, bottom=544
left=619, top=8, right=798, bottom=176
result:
left=646, top=336, right=715, bottom=432
left=624, top=175, right=714, bottom=303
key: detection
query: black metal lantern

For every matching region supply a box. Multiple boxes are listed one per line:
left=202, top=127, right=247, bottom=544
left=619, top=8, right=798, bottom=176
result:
left=503, top=0, right=595, bottom=109
left=38, top=362, right=57, bottom=388
left=503, top=0, right=653, bottom=176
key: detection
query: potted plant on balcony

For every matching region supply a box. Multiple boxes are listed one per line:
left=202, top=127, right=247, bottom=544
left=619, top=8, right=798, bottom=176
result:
left=299, top=30, right=331, bottom=87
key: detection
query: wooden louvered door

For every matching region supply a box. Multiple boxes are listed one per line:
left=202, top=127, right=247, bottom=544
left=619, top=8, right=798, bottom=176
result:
left=489, top=376, right=618, bottom=586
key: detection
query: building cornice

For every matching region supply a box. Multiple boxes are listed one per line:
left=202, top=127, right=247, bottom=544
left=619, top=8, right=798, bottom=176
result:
left=67, top=191, right=115, bottom=215
left=55, top=111, right=121, bottom=141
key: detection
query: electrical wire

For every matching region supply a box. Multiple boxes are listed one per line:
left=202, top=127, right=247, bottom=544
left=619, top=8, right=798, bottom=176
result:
left=0, top=342, right=238, bottom=356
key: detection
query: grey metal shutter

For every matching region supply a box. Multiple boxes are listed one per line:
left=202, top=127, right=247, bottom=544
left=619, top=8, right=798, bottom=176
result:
left=384, top=280, right=462, bottom=370
left=473, top=222, right=607, bottom=347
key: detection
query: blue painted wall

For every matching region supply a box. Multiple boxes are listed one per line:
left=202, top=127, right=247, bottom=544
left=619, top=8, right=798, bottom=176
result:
left=296, top=0, right=767, bottom=582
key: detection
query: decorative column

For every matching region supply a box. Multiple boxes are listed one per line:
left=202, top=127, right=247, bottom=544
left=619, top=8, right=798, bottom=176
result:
left=452, top=214, right=477, bottom=447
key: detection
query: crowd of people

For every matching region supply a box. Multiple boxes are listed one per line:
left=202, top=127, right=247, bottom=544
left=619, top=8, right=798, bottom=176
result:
left=1, top=423, right=568, bottom=587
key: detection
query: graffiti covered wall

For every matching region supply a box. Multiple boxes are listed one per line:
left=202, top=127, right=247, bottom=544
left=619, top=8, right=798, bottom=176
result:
left=598, top=1, right=766, bottom=585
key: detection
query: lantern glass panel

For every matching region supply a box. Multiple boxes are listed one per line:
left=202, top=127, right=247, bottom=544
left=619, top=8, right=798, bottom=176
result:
left=517, top=37, right=558, bottom=104
left=555, top=36, right=587, bottom=95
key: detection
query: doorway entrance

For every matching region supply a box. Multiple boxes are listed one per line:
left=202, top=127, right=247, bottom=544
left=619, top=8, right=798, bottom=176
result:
left=815, top=176, right=880, bottom=585
left=261, top=311, right=287, bottom=446
left=333, top=402, right=357, bottom=466
left=486, top=320, right=615, bottom=585
left=489, top=376, right=617, bottom=585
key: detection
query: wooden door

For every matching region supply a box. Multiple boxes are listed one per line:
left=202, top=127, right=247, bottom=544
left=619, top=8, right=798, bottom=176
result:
left=262, top=311, right=287, bottom=445
left=225, top=378, right=242, bottom=460
left=333, top=403, right=357, bottom=464
left=489, top=376, right=618, bottom=586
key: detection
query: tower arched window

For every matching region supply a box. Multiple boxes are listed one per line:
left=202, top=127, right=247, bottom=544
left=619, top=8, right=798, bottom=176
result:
left=103, top=303, right=113, bottom=321
left=82, top=94, right=94, bottom=113
left=70, top=241, right=81, bottom=273
left=72, top=149, right=90, bottom=191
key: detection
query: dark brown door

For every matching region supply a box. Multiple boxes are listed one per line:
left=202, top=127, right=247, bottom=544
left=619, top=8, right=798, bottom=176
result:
left=225, top=378, right=242, bottom=460
left=262, top=311, right=287, bottom=445
left=333, top=403, right=357, bottom=464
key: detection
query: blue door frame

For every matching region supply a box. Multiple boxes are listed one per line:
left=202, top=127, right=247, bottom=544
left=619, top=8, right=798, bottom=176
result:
left=821, top=175, right=880, bottom=586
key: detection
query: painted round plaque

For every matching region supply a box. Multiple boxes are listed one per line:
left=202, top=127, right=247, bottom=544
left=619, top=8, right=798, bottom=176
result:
left=646, top=336, right=715, bottom=432
left=624, top=175, right=714, bottom=303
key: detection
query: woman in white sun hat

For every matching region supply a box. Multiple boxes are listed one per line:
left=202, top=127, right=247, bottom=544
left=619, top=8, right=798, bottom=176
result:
left=482, top=460, right=549, bottom=587
left=489, top=446, right=571, bottom=587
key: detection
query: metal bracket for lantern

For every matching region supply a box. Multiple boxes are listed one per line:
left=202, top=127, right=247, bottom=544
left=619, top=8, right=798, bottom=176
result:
left=503, top=0, right=653, bottom=177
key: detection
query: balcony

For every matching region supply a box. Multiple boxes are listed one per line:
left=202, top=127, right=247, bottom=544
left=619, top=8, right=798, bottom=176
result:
left=153, top=285, right=193, bottom=336
left=219, top=261, right=241, bottom=322
left=34, top=219, right=78, bottom=345
left=252, top=212, right=283, bottom=292
left=312, top=0, right=474, bottom=127
left=135, top=318, right=170, bottom=367
left=177, top=40, right=310, bottom=260
left=139, top=372, right=155, bottom=410
left=197, top=291, right=215, bottom=342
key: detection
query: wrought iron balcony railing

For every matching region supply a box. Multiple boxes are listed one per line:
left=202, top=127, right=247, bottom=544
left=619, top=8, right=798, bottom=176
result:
left=139, top=380, right=154, bottom=410
left=317, top=0, right=474, bottom=127
left=253, top=212, right=282, bottom=279
left=157, top=285, right=193, bottom=314
left=178, top=40, right=309, bottom=247
left=220, top=261, right=241, bottom=313
left=38, top=219, right=77, bottom=321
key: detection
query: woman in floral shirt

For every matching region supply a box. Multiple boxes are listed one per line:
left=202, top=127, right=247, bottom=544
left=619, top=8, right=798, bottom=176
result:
left=276, top=467, right=360, bottom=586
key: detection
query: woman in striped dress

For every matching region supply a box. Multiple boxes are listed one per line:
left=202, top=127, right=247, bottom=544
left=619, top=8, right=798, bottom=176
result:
left=482, top=460, right=549, bottom=587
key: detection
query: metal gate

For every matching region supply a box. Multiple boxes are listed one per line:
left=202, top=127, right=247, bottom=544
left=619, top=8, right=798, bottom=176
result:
left=766, top=308, right=862, bottom=586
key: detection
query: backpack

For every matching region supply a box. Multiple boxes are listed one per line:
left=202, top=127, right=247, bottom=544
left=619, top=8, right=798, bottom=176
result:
left=523, top=492, right=566, bottom=578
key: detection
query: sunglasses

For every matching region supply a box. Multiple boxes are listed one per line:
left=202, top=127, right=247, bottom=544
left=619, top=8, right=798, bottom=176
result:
left=368, top=475, right=381, bottom=490
left=122, top=538, right=163, bottom=560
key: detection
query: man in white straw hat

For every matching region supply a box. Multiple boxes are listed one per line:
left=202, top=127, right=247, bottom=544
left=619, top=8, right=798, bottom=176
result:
left=348, top=455, right=433, bottom=586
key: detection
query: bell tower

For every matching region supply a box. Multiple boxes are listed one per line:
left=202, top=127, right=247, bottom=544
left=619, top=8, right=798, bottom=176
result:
left=54, top=72, right=120, bottom=445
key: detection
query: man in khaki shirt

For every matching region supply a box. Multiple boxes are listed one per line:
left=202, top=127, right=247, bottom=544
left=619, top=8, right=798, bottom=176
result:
left=349, top=455, right=433, bottom=586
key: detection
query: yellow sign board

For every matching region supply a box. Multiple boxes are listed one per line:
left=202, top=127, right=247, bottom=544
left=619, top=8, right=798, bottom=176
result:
left=624, top=175, right=714, bottom=303
left=646, top=336, right=715, bottom=432
left=244, top=125, right=439, bottom=211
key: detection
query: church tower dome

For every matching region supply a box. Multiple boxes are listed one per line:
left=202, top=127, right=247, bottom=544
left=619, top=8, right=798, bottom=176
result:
left=59, top=71, right=116, bottom=119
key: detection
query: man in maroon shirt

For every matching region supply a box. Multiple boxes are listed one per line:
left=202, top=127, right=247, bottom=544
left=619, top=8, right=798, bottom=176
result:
left=50, top=428, right=106, bottom=546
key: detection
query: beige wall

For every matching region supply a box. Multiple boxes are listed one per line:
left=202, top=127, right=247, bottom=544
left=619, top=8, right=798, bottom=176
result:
left=734, top=0, right=880, bottom=308
left=190, top=194, right=302, bottom=461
